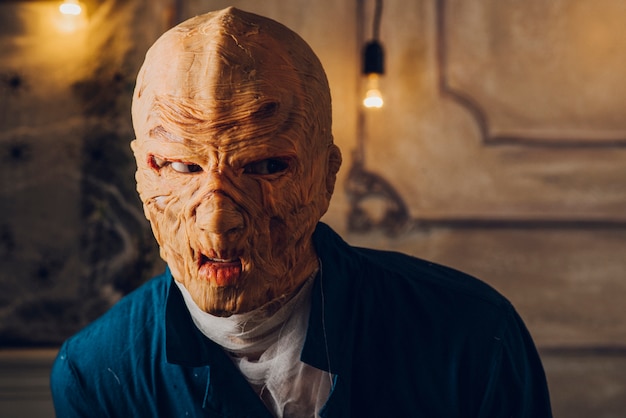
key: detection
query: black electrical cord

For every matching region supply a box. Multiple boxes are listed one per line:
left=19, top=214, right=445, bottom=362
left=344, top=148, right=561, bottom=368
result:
left=372, top=0, right=383, bottom=41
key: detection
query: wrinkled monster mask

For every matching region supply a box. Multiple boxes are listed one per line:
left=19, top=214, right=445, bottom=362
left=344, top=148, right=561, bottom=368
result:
left=131, top=8, right=342, bottom=316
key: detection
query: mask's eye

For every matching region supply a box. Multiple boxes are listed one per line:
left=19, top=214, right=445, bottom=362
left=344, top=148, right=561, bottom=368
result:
left=149, top=155, right=202, bottom=173
left=171, top=161, right=202, bottom=173
left=150, top=155, right=166, bottom=169
left=243, top=158, right=290, bottom=175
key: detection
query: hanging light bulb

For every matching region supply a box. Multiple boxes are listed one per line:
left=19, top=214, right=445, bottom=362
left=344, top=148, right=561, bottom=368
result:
left=59, top=0, right=83, bottom=16
left=363, top=74, right=383, bottom=109
left=363, top=40, right=384, bottom=108
left=362, top=0, right=385, bottom=109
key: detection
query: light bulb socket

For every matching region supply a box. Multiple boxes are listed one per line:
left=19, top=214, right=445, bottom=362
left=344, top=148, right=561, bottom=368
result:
left=363, top=40, right=384, bottom=75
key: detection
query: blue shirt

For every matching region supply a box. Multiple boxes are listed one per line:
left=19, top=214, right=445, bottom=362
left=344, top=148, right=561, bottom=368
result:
left=51, top=223, right=552, bottom=417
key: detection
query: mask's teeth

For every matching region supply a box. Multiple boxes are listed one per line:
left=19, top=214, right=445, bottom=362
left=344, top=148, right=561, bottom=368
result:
left=200, top=253, right=239, bottom=264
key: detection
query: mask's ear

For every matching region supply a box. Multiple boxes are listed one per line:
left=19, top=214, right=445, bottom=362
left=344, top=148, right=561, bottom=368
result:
left=130, top=139, right=138, bottom=156
left=325, top=143, right=342, bottom=198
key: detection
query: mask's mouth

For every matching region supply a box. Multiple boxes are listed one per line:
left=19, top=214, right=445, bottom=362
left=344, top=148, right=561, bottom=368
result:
left=198, top=253, right=243, bottom=287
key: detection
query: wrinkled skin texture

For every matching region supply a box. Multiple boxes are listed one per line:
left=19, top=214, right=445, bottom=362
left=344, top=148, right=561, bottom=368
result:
left=131, top=8, right=342, bottom=316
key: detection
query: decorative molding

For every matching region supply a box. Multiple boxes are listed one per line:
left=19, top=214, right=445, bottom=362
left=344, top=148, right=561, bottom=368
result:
left=346, top=0, right=626, bottom=236
left=344, top=153, right=411, bottom=235
left=436, top=0, right=626, bottom=148
left=539, top=346, right=626, bottom=357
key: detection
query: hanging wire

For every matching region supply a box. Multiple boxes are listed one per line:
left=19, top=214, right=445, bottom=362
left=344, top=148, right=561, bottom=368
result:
left=372, top=0, right=383, bottom=41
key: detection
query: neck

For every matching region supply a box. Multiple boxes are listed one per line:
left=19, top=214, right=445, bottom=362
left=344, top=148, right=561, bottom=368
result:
left=175, top=270, right=317, bottom=357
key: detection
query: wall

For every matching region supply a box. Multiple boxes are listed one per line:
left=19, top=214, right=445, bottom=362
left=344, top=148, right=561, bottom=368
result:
left=0, top=1, right=168, bottom=416
left=0, top=0, right=168, bottom=347
left=1, top=0, right=625, bottom=417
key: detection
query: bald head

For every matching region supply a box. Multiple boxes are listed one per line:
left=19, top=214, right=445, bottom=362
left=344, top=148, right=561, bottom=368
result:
left=132, top=7, right=332, bottom=147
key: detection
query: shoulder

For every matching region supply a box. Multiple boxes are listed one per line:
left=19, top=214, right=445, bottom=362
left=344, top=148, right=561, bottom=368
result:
left=314, top=222, right=511, bottom=315
left=313, top=223, right=526, bottom=360
left=72, top=271, right=169, bottom=345
left=312, top=224, right=550, bottom=416
left=50, top=271, right=172, bottom=415
left=52, top=271, right=171, bottom=379
left=358, top=245, right=510, bottom=311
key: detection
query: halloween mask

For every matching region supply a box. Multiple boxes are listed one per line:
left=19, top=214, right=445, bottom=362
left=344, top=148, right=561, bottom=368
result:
left=131, top=7, right=342, bottom=316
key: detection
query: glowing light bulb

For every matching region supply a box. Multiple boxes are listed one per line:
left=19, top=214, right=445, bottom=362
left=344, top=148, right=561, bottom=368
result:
left=55, top=0, right=87, bottom=32
left=362, top=39, right=384, bottom=109
left=59, top=0, right=82, bottom=16
left=363, top=73, right=384, bottom=108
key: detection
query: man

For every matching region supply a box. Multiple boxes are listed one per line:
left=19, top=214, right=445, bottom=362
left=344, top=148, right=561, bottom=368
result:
left=51, top=7, right=552, bottom=417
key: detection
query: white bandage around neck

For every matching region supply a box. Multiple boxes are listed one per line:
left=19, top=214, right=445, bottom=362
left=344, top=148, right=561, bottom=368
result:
left=175, top=274, right=332, bottom=417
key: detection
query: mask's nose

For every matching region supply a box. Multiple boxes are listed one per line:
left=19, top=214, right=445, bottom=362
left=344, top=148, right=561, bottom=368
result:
left=195, top=192, right=245, bottom=236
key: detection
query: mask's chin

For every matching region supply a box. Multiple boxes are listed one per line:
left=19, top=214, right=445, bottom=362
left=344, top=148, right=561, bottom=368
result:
left=183, top=278, right=251, bottom=317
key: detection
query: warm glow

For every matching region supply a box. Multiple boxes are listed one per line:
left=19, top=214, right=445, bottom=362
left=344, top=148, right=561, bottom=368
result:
left=55, top=0, right=87, bottom=33
left=59, top=0, right=82, bottom=16
left=364, top=89, right=383, bottom=108
left=363, top=73, right=384, bottom=108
